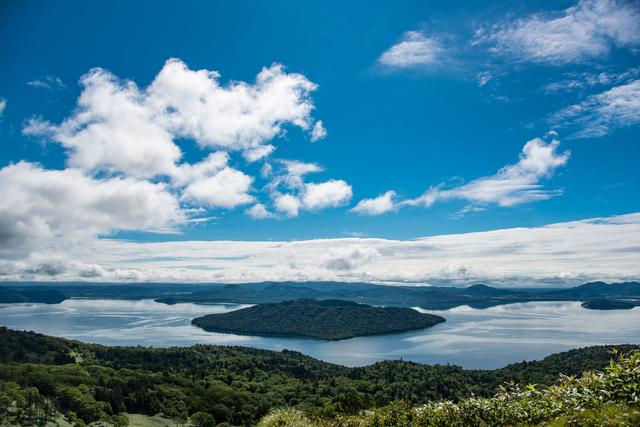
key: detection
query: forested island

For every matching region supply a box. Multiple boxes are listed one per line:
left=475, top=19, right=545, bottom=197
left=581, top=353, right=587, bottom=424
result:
left=0, top=327, right=639, bottom=426
left=581, top=299, right=639, bottom=310
left=191, top=299, right=445, bottom=340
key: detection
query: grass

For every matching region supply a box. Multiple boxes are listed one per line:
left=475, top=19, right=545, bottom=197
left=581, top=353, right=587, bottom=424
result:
left=126, top=413, right=175, bottom=427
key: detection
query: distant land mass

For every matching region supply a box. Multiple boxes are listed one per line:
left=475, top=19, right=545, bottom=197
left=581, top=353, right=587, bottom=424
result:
left=157, top=281, right=640, bottom=309
left=581, top=299, right=639, bottom=310
left=0, top=286, right=66, bottom=304
left=1, top=281, right=640, bottom=310
left=191, top=299, right=445, bottom=340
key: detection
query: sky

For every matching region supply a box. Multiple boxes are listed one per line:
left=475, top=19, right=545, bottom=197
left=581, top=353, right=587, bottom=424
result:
left=0, top=0, right=639, bottom=286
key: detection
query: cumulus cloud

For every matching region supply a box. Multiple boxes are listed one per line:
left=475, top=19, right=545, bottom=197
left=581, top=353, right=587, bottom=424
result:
left=257, top=160, right=352, bottom=217
left=302, top=180, right=353, bottom=211
left=181, top=167, right=254, bottom=209
left=477, top=0, right=640, bottom=64
left=23, top=58, right=325, bottom=177
left=550, top=79, right=640, bottom=137
left=245, top=203, right=274, bottom=220
left=18, top=58, right=352, bottom=227
left=0, top=98, right=6, bottom=116
left=0, top=162, right=183, bottom=260
left=23, top=69, right=181, bottom=178
left=5, top=213, right=638, bottom=285
left=274, top=193, right=301, bottom=217
left=379, top=31, right=444, bottom=68
left=149, top=60, right=322, bottom=153
left=351, top=191, right=397, bottom=215
left=353, top=138, right=569, bottom=216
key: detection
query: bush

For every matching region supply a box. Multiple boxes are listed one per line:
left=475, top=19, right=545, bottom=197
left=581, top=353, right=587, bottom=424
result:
left=259, top=350, right=640, bottom=427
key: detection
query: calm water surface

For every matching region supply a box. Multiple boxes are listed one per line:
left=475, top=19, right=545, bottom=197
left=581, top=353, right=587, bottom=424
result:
left=1, top=299, right=638, bottom=369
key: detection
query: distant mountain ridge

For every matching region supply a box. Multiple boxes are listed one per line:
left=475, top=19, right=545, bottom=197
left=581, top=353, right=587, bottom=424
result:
left=191, top=298, right=446, bottom=340
left=1, top=281, right=639, bottom=310
left=158, top=280, right=640, bottom=310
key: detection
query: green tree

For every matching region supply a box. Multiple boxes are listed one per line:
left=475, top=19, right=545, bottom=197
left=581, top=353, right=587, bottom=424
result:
left=190, top=411, right=215, bottom=427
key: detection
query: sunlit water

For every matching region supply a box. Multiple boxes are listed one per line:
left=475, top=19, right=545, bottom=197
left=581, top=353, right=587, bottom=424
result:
left=1, top=299, right=638, bottom=369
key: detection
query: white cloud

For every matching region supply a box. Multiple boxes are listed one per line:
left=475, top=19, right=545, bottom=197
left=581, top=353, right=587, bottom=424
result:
left=550, top=79, right=640, bottom=137
left=476, top=71, right=493, bottom=87
left=148, top=59, right=320, bottom=155
left=265, top=159, right=323, bottom=192
left=23, top=58, right=324, bottom=177
left=260, top=162, right=273, bottom=178
left=261, top=161, right=352, bottom=217
left=19, top=58, right=349, bottom=225
left=478, top=0, right=640, bottom=64
left=180, top=167, right=254, bottom=209
left=354, top=138, right=569, bottom=216
left=351, top=191, right=397, bottom=215
left=282, top=160, right=324, bottom=179
left=242, top=144, right=275, bottom=162
left=310, top=120, right=327, bottom=141
left=407, top=138, right=569, bottom=208
left=245, top=203, right=274, bottom=220
left=322, top=245, right=380, bottom=271
left=543, top=68, right=640, bottom=93
left=0, top=98, right=6, bottom=116
left=171, top=152, right=229, bottom=186
left=274, top=193, right=301, bottom=217
left=0, top=162, right=183, bottom=260
left=302, top=179, right=353, bottom=211
left=379, top=31, right=443, bottom=68
left=27, top=75, right=66, bottom=91
left=5, top=213, right=638, bottom=285
left=23, top=68, right=181, bottom=178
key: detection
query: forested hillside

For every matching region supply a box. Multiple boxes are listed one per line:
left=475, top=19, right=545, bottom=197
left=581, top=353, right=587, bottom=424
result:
left=0, top=327, right=637, bottom=426
left=260, top=349, right=640, bottom=426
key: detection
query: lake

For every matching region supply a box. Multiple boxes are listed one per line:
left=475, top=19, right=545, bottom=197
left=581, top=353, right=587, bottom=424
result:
left=1, top=298, right=639, bottom=369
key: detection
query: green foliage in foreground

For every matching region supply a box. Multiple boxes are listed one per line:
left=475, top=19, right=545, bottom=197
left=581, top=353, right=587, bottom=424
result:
left=191, top=299, right=445, bottom=340
left=1, top=327, right=638, bottom=426
left=258, top=349, right=640, bottom=427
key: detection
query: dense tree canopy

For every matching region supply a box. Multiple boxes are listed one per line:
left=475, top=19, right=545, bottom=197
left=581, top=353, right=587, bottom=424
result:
left=192, top=299, right=445, bottom=340
left=0, top=327, right=637, bottom=426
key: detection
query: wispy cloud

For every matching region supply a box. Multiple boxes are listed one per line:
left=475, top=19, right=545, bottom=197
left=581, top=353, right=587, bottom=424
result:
left=27, top=75, right=66, bottom=90
left=476, top=0, right=640, bottom=65
left=353, top=138, right=569, bottom=216
left=543, top=68, right=640, bottom=93
left=378, top=31, right=444, bottom=68
left=550, top=80, right=640, bottom=137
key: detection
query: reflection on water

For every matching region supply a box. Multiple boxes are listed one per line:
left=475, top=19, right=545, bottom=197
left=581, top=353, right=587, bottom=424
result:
left=1, top=299, right=638, bottom=369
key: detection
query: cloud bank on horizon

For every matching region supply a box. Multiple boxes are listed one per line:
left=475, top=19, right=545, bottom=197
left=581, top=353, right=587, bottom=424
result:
left=0, top=0, right=638, bottom=284
left=0, top=213, right=638, bottom=287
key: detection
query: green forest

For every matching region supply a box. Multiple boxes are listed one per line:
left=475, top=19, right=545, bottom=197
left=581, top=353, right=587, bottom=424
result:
left=191, top=299, right=445, bottom=340
left=0, top=327, right=638, bottom=426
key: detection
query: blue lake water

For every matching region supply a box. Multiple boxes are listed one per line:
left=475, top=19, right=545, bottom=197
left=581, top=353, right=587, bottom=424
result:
left=1, top=299, right=639, bottom=369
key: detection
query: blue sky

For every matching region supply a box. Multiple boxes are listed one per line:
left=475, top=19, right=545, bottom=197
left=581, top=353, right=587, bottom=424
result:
left=0, top=0, right=639, bottom=284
